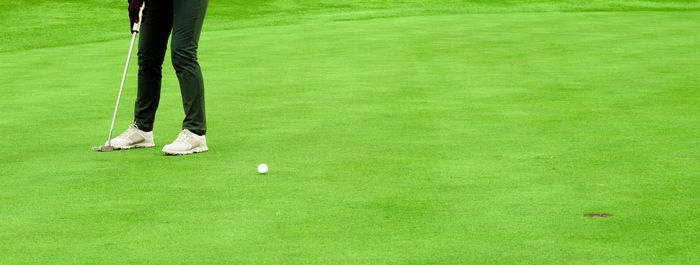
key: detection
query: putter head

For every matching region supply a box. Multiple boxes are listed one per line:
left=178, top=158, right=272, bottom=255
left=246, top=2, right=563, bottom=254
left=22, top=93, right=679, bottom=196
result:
left=91, top=146, right=114, bottom=152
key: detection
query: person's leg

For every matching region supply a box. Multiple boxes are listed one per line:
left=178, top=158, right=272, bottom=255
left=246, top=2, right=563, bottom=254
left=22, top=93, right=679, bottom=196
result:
left=134, top=0, right=173, bottom=132
left=171, top=0, right=209, bottom=136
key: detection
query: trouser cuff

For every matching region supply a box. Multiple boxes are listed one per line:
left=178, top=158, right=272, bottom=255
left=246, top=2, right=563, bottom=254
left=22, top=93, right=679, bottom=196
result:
left=134, top=121, right=153, bottom=132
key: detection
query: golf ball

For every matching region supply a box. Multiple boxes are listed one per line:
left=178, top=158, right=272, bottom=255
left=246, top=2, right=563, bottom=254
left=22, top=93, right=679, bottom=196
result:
left=258, top=164, right=268, bottom=174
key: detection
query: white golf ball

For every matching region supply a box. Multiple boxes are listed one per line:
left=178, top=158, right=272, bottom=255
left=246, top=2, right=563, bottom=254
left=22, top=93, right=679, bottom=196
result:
left=257, top=164, right=268, bottom=174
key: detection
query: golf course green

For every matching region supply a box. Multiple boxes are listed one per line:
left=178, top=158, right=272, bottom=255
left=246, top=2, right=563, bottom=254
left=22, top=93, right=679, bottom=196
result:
left=1, top=0, right=698, bottom=264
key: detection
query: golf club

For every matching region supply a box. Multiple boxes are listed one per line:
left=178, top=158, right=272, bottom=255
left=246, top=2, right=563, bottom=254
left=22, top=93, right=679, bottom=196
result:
left=92, top=2, right=145, bottom=152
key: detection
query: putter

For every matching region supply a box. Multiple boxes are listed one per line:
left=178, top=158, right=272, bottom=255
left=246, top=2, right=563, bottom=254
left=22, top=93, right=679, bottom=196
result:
left=92, top=2, right=146, bottom=152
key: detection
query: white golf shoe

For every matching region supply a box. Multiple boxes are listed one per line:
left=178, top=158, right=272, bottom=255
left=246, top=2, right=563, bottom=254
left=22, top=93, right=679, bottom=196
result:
left=106, top=124, right=155, bottom=150
left=161, top=129, right=208, bottom=155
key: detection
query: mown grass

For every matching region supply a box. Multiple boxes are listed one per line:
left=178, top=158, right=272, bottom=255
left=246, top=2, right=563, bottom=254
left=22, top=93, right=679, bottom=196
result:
left=0, top=1, right=698, bottom=264
left=1, top=0, right=700, bottom=52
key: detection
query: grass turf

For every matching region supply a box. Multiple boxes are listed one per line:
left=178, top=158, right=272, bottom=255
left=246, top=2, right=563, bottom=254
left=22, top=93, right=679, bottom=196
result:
left=1, top=1, right=699, bottom=264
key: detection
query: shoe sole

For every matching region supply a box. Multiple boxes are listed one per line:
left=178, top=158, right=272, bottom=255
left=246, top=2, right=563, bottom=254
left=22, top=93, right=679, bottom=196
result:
left=113, top=142, right=156, bottom=150
left=162, top=146, right=209, bottom=156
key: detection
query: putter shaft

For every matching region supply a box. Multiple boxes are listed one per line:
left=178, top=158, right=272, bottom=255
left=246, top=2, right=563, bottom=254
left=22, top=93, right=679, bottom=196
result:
left=107, top=32, right=138, bottom=147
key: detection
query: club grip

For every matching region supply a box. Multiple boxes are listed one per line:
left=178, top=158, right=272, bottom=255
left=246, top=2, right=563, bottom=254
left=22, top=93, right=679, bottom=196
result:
left=132, top=2, right=146, bottom=33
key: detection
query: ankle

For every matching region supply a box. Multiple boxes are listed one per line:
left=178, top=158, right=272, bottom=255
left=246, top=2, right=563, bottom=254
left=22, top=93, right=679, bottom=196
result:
left=187, top=129, right=205, bottom=136
left=134, top=123, right=153, bottom=132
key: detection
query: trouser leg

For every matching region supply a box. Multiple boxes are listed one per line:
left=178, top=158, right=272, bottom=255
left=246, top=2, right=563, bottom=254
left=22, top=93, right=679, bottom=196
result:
left=134, top=1, right=173, bottom=131
left=171, top=0, right=209, bottom=136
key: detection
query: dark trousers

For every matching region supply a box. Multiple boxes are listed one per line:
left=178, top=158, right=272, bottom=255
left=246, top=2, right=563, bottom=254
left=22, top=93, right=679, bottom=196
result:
left=134, top=0, right=209, bottom=135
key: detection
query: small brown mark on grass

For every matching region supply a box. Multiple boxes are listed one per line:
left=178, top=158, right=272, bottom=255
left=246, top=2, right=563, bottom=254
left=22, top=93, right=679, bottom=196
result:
left=585, top=213, right=611, bottom=218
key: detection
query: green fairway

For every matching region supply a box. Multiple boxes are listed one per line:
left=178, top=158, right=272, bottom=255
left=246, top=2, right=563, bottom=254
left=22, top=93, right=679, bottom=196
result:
left=1, top=1, right=699, bottom=264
